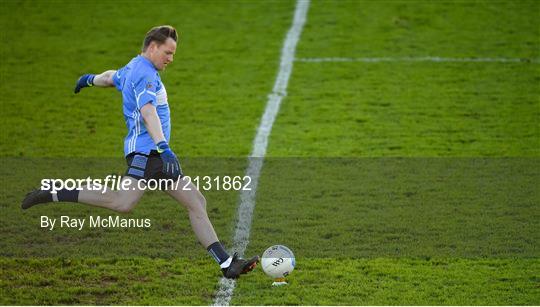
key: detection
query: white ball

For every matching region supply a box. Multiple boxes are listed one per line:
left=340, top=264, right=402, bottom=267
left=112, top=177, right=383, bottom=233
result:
left=261, top=245, right=295, bottom=278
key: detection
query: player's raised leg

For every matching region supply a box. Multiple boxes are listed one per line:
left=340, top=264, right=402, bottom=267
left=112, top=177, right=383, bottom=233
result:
left=166, top=178, right=259, bottom=279
left=22, top=176, right=145, bottom=213
left=78, top=176, right=145, bottom=212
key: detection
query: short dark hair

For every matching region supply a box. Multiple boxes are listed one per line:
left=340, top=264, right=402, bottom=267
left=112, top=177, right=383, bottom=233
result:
left=142, top=25, right=178, bottom=52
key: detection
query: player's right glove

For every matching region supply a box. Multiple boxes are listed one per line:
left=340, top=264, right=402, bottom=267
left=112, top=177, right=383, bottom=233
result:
left=74, top=74, right=95, bottom=93
left=156, top=141, right=181, bottom=179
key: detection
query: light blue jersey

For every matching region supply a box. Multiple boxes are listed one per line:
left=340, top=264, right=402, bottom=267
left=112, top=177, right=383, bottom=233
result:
left=112, top=55, right=171, bottom=156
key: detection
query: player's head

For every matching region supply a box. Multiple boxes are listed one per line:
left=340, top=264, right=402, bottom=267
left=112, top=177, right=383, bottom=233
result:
left=142, top=25, right=178, bottom=71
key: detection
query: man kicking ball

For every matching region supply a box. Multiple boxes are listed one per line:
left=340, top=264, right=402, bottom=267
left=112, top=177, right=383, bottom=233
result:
left=22, top=25, right=258, bottom=279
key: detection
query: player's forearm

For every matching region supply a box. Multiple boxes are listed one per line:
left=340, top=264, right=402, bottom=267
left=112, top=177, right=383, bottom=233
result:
left=93, top=70, right=116, bottom=87
left=140, top=103, right=166, bottom=144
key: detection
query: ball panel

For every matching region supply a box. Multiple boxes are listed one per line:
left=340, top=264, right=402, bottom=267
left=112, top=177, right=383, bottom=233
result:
left=261, top=245, right=295, bottom=278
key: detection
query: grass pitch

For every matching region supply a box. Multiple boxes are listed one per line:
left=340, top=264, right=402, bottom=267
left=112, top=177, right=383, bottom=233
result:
left=1, top=0, right=539, bottom=305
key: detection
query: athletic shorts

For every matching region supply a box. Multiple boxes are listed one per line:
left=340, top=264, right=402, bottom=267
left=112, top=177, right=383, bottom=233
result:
left=125, top=150, right=183, bottom=181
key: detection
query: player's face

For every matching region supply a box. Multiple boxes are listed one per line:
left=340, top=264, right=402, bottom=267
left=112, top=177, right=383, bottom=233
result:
left=150, top=38, right=177, bottom=71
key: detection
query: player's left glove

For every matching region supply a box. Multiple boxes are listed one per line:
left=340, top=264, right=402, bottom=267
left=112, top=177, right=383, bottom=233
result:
left=156, top=141, right=182, bottom=179
left=74, top=74, right=95, bottom=94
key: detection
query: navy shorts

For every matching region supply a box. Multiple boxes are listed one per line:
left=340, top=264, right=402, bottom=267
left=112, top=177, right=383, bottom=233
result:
left=125, top=151, right=183, bottom=181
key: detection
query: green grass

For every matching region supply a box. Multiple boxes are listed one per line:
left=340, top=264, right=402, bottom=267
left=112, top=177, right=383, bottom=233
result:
left=2, top=258, right=538, bottom=305
left=270, top=0, right=540, bottom=157
left=233, top=258, right=540, bottom=305
left=1, top=0, right=539, bottom=305
left=0, top=258, right=219, bottom=305
left=271, top=61, right=540, bottom=156
left=298, top=0, right=539, bottom=59
left=247, top=158, right=539, bottom=259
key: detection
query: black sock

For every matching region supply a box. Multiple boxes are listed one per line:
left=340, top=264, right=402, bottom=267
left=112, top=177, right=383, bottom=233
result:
left=56, top=189, right=79, bottom=202
left=207, top=241, right=230, bottom=265
left=39, top=190, right=53, bottom=203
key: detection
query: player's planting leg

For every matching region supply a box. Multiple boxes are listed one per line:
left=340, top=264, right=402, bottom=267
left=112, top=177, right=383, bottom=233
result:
left=165, top=177, right=218, bottom=247
left=22, top=176, right=145, bottom=213
left=166, top=177, right=259, bottom=279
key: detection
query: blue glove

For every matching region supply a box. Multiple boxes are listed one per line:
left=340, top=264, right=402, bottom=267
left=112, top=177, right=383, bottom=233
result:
left=156, top=141, right=181, bottom=179
left=74, top=74, right=95, bottom=94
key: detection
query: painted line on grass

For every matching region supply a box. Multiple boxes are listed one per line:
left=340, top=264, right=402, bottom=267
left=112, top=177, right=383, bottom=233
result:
left=296, top=56, right=540, bottom=63
left=212, top=0, right=310, bottom=306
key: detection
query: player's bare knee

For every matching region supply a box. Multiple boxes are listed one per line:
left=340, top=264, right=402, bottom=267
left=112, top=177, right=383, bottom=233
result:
left=113, top=199, right=137, bottom=213
left=100, top=191, right=118, bottom=206
left=115, top=204, right=133, bottom=213
left=114, top=202, right=134, bottom=213
left=191, top=194, right=207, bottom=212
left=105, top=192, right=137, bottom=213
left=185, top=194, right=206, bottom=213
left=198, top=195, right=207, bottom=211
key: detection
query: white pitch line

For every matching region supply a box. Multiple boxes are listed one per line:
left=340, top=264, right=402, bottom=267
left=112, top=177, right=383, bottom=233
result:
left=296, top=56, right=540, bottom=63
left=212, top=0, right=310, bottom=306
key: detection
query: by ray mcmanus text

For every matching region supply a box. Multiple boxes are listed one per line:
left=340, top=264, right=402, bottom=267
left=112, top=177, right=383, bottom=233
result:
left=41, top=215, right=152, bottom=231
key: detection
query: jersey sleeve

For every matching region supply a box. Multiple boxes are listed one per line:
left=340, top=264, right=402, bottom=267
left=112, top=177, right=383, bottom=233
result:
left=132, top=73, right=159, bottom=109
left=112, top=68, right=125, bottom=92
